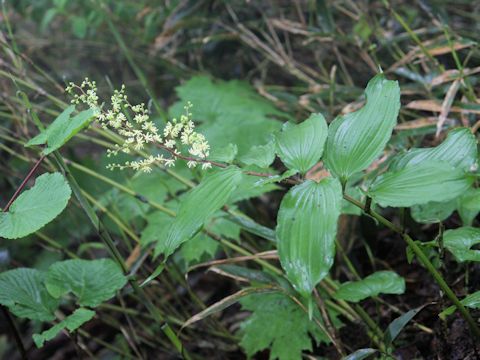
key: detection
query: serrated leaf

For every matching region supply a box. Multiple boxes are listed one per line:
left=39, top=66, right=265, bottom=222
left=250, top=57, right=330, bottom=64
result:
left=277, top=178, right=342, bottom=297
left=276, top=114, right=328, bottom=174
left=239, top=292, right=338, bottom=360
left=169, top=76, right=287, bottom=156
left=33, top=308, right=95, bottom=348
left=324, top=74, right=400, bottom=181
left=335, top=271, right=405, bottom=302
left=239, top=140, right=276, bottom=168
left=368, top=161, right=473, bottom=208
left=180, top=233, right=219, bottom=265
left=443, top=227, right=480, bottom=262
left=157, top=167, right=243, bottom=258
left=390, top=128, right=477, bottom=171
left=26, top=106, right=95, bottom=155
left=0, top=268, right=59, bottom=321
left=45, top=259, right=127, bottom=307
left=0, top=173, right=72, bottom=239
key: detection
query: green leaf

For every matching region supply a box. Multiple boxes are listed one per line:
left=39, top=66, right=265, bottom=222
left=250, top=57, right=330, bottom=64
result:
left=324, top=74, right=400, bottom=181
left=411, top=200, right=456, bottom=224
left=384, top=305, right=426, bottom=345
left=72, top=16, right=88, bottom=39
left=390, top=128, right=477, bottom=171
left=45, top=259, right=127, bottom=307
left=277, top=178, right=342, bottom=297
left=209, top=143, right=238, bottom=163
left=334, top=271, right=405, bottom=302
left=180, top=233, right=219, bottom=266
left=26, top=106, right=95, bottom=155
left=33, top=308, right=95, bottom=348
left=343, top=348, right=378, bottom=360
left=0, top=173, right=72, bottom=239
left=0, top=268, right=59, bottom=321
left=440, top=291, right=480, bottom=318
left=239, top=140, right=276, bottom=168
left=254, top=169, right=298, bottom=187
left=443, top=227, right=480, bottom=262
left=368, top=161, right=473, bottom=208
left=275, top=114, right=328, bottom=174
left=239, top=292, right=337, bottom=360
left=457, top=188, right=480, bottom=226
left=169, top=76, right=287, bottom=157
left=157, top=167, right=243, bottom=258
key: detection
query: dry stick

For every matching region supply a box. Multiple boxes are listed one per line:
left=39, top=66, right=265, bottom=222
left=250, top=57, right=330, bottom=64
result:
left=1, top=154, right=46, bottom=360
left=343, top=194, right=480, bottom=340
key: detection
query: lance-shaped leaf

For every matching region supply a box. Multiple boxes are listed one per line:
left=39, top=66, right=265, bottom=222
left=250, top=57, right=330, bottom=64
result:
left=0, top=268, right=59, bottom=321
left=277, top=178, right=342, bottom=297
left=390, top=128, right=477, bottom=171
left=0, top=172, right=72, bottom=239
left=443, top=227, right=480, bottom=262
left=275, top=113, right=328, bottom=174
left=368, top=161, right=473, bottom=208
left=45, top=259, right=127, bottom=307
left=324, top=74, right=400, bottom=181
left=334, top=271, right=405, bottom=303
left=33, top=308, right=95, bottom=348
left=26, top=106, right=95, bottom=155
left=158, top=167, right=243, bottom=258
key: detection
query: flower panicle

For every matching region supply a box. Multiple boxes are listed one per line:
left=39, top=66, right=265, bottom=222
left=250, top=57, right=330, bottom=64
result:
left=66, top=79, right=211, bottom=173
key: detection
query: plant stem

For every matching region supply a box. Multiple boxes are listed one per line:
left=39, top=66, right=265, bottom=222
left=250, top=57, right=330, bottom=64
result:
left=343, top=194, right=480, bottom=339
left=3, top=155, right=45, bottom=212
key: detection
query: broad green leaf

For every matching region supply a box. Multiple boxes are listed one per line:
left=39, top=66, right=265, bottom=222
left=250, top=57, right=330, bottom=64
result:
left=277, top=178, right=342, bottom=297
left=384, top=305, right=426, bottom=345
left=0, top=173, right=72, bottom=239
left=443, top=227, right=480, bottom=262
left=368, top=161, right=473, bottom=208
left=324, top=74, right=400, bottom=181
left=26, top=106, right=95, bottom=155
left=457, top=188, right=480, bottom=226
left=239, top=140, right=276, bottom=168
left=411, top=200, right=456, bottom=224
left=141, top=210, right=172, bottom=246
left=209, top=143, right=238, bottom=163
left=45, top=259, right=127, bottom=307
left=344, top=348, right=378, bottom=360
left=33, top=308, right=95, bottom=348
left=169, top=76, right=287, bottom=156
left=390, top=128, right=477, bottom=171
left=334, top=271, right=405, bottom=302
left=0, top=268, right=59, bottom=321
left=440, top=291, right=480, bottom=318
left=275, top=114, right=328, bottom=174
left=157, top=167, right=243, bottom=257
left=239, top=292, right=339, bottom=360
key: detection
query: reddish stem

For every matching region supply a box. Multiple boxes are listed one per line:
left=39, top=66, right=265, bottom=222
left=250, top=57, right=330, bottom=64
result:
left=3, top=155, right=45, bottom=212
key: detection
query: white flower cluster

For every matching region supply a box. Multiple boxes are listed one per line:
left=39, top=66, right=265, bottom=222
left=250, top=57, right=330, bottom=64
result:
left=66, top=79, right=211, bottom=173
